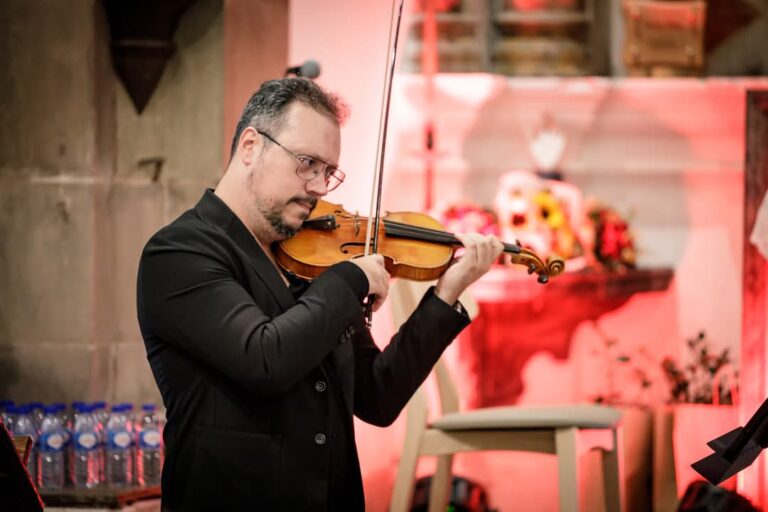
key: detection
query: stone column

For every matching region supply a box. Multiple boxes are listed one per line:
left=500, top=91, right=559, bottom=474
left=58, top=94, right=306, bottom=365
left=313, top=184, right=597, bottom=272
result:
left=0, top=0, right=268, bottom=406
left=0, top=0, right=115, bottom=403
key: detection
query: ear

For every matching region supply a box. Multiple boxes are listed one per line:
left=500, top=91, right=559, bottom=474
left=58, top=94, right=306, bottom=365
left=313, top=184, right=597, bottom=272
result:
left=238, top=127, right=261, bottom=166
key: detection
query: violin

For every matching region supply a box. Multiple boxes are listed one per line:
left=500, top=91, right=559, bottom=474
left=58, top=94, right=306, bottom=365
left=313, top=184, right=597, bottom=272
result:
left=275, top=200, right=565, bottom=284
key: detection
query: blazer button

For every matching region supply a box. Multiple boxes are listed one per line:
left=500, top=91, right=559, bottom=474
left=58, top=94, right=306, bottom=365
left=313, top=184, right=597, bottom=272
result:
left=315, top=380, right=327, bottom=392
left=314, top=433, right=327, bottom=445
left=339, top=325, right=355, bottom=344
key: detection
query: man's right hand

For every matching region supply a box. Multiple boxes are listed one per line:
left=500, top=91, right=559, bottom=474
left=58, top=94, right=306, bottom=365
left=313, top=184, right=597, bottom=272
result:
left=350, top=254, right=390, bottom=311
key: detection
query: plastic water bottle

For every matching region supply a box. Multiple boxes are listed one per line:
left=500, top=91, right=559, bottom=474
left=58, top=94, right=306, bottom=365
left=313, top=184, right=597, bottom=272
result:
left=0, top=399, right=14, bottom=416
left=37, top=405, right=66, bottom=489
left=28, top=402, right=45, bottom=431
left=1, top=401, right=16, bottom=433
left=69, top=401, right=85, bottom=436
left=56, top=402, right=75, bottom=485
left=46, top=402, right=71, bottom=485
left=136, top=404, right=163, bottom=487
left=12, top=405, right=38, bottom=486
left=105, top=404, right=134, bottom=488
left=92, top=401, right=108, bottom=485
left=71, top=404, right=100, bottom=489
left=124, top=403, right=136, bottom=483
left=93, top=401, right=109, bottom=429
left=51, top=402, right=69, bottom=432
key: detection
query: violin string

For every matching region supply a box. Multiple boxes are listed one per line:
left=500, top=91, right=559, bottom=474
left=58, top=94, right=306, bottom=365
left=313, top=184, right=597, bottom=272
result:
left=384, top=222, right=455, bottom=241
left=384, top=220, right=464, bottom=240
left=383, top=221, right=458, bottom=245
left=382, top=220, right=521, bottom=254
left=328, top=218, right=522, bottom=254
left=385, top=229, right=453, bottom=246
left=330, top=217, right=457, bottom=242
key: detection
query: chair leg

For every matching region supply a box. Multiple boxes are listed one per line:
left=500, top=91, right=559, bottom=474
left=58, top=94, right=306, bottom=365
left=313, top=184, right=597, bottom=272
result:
left=601, top=427, right=624, bottom=512
left=390, top=392, right=429, bottom=512
left=391, top=445, right=420, bottom=512
left=428, top=454, right=454, bottom=512
left=556, top=427, right=579, bottom=512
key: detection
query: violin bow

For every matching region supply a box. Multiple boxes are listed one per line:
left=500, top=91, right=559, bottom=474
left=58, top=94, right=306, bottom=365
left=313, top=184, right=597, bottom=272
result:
left=363, top=0, right=405, bottom=326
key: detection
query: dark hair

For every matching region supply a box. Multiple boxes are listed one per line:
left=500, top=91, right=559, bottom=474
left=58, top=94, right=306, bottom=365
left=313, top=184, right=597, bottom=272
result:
left=229, top=78, right=348, bottom=160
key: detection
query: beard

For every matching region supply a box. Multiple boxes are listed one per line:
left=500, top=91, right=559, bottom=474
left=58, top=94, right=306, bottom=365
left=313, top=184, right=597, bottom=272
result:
left=256, top=195, right=318, bottom=239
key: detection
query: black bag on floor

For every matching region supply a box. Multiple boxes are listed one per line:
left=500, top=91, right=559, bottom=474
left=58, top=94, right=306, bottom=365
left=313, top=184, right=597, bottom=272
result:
left=677, top=480, right=759, bottom=512
left=411, top=475, right=491, bottom=512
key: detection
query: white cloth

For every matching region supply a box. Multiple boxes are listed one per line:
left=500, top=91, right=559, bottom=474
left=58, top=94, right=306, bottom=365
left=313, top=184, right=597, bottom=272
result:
left=751, top=191, right=768, bottom=259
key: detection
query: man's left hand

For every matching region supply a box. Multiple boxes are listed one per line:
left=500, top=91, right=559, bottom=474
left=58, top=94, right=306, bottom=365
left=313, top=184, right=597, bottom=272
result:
left=434, top=233, right=504, bottom=306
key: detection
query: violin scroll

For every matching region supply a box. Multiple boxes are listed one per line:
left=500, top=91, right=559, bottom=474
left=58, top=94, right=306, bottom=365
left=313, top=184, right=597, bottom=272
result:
left=508, top=248, right=565, bottom=284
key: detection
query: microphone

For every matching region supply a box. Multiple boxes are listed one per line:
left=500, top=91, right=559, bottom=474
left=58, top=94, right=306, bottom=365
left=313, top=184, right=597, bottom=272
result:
left=284, top=59, right=321, bottom=79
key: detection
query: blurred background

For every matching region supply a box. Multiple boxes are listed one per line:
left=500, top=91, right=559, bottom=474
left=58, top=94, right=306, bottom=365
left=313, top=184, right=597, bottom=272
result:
left=1, top=0, right=768, bottom=510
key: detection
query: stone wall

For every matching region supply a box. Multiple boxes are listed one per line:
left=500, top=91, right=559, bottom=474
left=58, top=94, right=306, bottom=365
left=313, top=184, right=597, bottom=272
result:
left=0, top=0, right=224, bottom=406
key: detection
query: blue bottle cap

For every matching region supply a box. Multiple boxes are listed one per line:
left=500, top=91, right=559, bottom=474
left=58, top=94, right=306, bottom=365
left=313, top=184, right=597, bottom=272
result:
left=141, top=404, right=157, bottom=412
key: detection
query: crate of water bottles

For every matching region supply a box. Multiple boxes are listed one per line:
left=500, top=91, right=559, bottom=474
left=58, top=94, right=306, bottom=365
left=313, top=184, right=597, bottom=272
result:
left=1, top=399, right=164, bottom=491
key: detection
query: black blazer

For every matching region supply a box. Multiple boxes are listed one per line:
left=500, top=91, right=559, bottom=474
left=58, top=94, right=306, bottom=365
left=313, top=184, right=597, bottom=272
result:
left=136, top=190, right=469, bottom=511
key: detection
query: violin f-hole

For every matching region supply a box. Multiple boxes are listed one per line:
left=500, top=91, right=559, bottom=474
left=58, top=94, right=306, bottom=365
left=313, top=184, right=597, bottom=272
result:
left=340, top=241, right=368, bottom=254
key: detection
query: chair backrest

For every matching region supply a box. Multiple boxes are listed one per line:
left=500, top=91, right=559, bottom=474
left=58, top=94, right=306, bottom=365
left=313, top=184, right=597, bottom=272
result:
left=433, top=358, right=459, bottom=415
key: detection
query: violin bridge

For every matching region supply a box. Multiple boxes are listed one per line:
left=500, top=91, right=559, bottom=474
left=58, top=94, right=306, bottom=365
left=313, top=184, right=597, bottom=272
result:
left=354, top=212, right=360, bottom=236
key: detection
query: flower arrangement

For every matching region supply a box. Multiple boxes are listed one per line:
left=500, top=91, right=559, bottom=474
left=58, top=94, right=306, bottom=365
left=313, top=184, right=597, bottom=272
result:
left=532, top=190, right=582, bottom=260
left=587, top=203, right=636, bottom=272
left=432, top=202, right=499, bottom=237
left=433, top=196, right=636, bottom=273
left=662, top=331, right=738, bottom=405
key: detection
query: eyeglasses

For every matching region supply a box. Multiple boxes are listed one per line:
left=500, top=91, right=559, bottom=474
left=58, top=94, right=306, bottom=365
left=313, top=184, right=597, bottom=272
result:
left=257, top=130, right=345, bottom=192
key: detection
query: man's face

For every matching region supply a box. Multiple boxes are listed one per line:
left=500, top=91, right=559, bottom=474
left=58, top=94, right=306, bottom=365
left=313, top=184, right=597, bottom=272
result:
left=245, top=102, right=341, bottom=240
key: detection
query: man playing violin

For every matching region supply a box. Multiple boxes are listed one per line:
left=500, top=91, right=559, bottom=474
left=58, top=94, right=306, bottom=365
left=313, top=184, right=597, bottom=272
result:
left=137, top=78, right=503, bottom=511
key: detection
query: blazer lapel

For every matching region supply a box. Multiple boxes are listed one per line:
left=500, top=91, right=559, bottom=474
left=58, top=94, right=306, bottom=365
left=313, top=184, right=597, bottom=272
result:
left=230, top=224, right=296, bottom=312
left=195, top=190, right=295, bottom=312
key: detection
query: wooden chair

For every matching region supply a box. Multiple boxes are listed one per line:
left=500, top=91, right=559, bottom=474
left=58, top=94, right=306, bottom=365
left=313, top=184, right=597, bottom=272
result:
left=388, top=281, right=625, bottom=512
